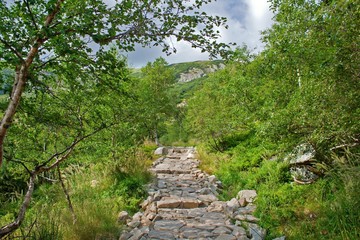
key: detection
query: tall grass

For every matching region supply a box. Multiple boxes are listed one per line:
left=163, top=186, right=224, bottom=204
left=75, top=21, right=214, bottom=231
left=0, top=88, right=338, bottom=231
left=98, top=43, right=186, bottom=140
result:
left=0, top=144, right=156, bottom=240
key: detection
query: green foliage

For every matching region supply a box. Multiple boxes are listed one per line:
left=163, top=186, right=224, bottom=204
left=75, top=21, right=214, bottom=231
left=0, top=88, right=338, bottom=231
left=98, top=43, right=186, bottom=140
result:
left=260, top=0, right=360, bottom=147
left=0, top=0, right=231, bottom=68
left=0, top=49, right=161, bottom=238
left=186, top=66, right=251, bottom=151
left=134, top=57, right=177, bottom=143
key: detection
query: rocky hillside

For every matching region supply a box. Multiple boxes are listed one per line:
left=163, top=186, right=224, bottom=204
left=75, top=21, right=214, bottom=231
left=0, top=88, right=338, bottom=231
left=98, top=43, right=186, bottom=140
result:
left=131, top=60, right=225, bottom=83
left=168, top=60, right=225, bottom=82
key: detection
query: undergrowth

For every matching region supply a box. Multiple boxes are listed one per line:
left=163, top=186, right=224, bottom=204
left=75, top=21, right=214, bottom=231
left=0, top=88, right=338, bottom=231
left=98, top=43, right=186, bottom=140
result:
left=0, top=143, right=156, bottom=240
left=197, top=139, right=360, bottom=240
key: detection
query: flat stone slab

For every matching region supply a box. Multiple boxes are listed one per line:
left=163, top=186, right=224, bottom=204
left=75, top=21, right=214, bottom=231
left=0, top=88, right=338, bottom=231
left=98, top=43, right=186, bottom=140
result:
left=153, top=219, right=185, bottom=231
left=147, top=230, right=175, bottom=240
left=157, top=198, right=181, bottom=208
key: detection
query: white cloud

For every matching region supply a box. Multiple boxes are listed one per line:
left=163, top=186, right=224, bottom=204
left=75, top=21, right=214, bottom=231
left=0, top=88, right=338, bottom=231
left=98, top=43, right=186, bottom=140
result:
left=125, top=0, right=274, bottom=67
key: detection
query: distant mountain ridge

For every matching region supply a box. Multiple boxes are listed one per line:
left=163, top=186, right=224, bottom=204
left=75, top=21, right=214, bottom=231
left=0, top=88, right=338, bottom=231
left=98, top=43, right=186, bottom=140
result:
left=168, top=60, right=225, bottom=82
left=130, top=60, right=225, bottom=83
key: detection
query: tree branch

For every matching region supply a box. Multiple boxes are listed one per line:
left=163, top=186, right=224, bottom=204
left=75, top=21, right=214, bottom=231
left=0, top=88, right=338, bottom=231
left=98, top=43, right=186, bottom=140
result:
left=330, top=142, right=359, bottom=151
left=36, top=124, right=111, bottom=174
left=0, top=38, right=24, bottom=63
left=24, top=0, right=39, bottom=31
left=33, top=55, right=61, bottom=70
left=57, top=166, right=77, bottom=224
left=7, top=159, right=32, bottom=175
left=0, top=123, right=111, bottom=237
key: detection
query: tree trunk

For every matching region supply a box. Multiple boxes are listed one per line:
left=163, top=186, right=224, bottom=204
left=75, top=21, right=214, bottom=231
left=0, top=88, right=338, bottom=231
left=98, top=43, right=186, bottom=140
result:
left=154, top=127, right=161, bottom=146
left=0, top=64, right=28, bottom=168
left=0, top=174, right=35, bottom=238
left=0, top=0, right=65, bottom=168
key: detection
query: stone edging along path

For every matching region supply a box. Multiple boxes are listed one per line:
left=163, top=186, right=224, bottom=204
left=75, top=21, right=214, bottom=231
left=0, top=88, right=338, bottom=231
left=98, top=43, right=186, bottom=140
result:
left=119, top=147, right=267, bottom=240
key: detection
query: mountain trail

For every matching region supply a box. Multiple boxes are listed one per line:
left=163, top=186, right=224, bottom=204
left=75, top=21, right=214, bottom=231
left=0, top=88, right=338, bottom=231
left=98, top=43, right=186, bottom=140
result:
left=119, top=147, right=266, bottom=240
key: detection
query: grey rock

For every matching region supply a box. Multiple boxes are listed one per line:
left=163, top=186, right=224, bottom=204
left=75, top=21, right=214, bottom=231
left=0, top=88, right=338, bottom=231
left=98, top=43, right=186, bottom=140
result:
left=154, top=147, right=168, bottom=155
left=226, top=198, right=240, bottom=213
left=197, top=194, right=218, bottom=204
left=153, top=219, right=185, bottom=231
left=141, top=196, right=153, bottom=210
left=147, top=230, right=175, bottom=240
left=239, top=197, right=247, bottom=207
left=290, top=165, right=319, bottom=183
left=236, top=205, right=257, bottom=215
left=235, top=214, right=260, bottom=223
left=213, top=226, right=232, bottom=234
left=157, top=198, right=181, bottom=208
left=128, top=227, right=148, bottom=240
left=181, top=198, right=200, bottom=208
left=208, top=175, right=217, bottom=183
left=202, top=212, right=227, bottom=220
left=215, top=234, right=237, bottom=240
left=198, top=187, right=212, bottom=194
left=237, top=190, right=257, bottom=203
left=181, top=229, right=200, bottom=239
left=117, top=211, right=130, bottom=224
left=286, top=143, right=315, bottom=164
left=230, top=225, right=247, bottom=237
left=208, top=201, right=225, bottom=212
left=179, top=68, right=205, bottom=82
left=127, top=220, right=141, bottom=228
left=248, top=223, right=266, bottom=240
left=132, top=212, right=143, bottom=221
left=119, top=232, right=132, bottom=240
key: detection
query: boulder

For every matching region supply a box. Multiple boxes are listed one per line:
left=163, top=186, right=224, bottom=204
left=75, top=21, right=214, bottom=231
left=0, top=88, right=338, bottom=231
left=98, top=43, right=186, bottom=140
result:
left=117, top=211, right=130, bottom=224
left=290, top=165, right=319, bottom=184
left=237, top=190, right=257, bottom=203
left=141, top=196, right=153, bottom=210
left=248, top=223, right=266, bottom=240
left=239, top=197, right=247, bottom=207
left=208, top=201, right=225, bottom=212
left=127, top=220, right=140, bottom=228
left=154, top=147, right=168, bottom=155
left=286, top=143, right=315, bottom=164
left=285, top=143, right=321, bottom=184
left=225, top=198, right=240, bottom=216
left=208, top=175, right=217, bottom=183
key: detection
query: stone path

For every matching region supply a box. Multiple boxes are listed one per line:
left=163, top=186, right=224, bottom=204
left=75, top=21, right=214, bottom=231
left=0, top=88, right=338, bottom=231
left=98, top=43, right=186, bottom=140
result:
left=119, top=147, right=266, bottom=240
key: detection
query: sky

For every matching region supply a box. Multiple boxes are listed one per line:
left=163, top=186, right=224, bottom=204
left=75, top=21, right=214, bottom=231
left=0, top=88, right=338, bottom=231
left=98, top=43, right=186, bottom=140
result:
left=120, top=0, right=274, bottom=67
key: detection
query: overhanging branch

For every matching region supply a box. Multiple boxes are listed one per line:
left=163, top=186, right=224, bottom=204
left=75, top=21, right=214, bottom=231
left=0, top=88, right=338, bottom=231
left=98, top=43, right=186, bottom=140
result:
left=0, top=38, right=24, bottom=63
